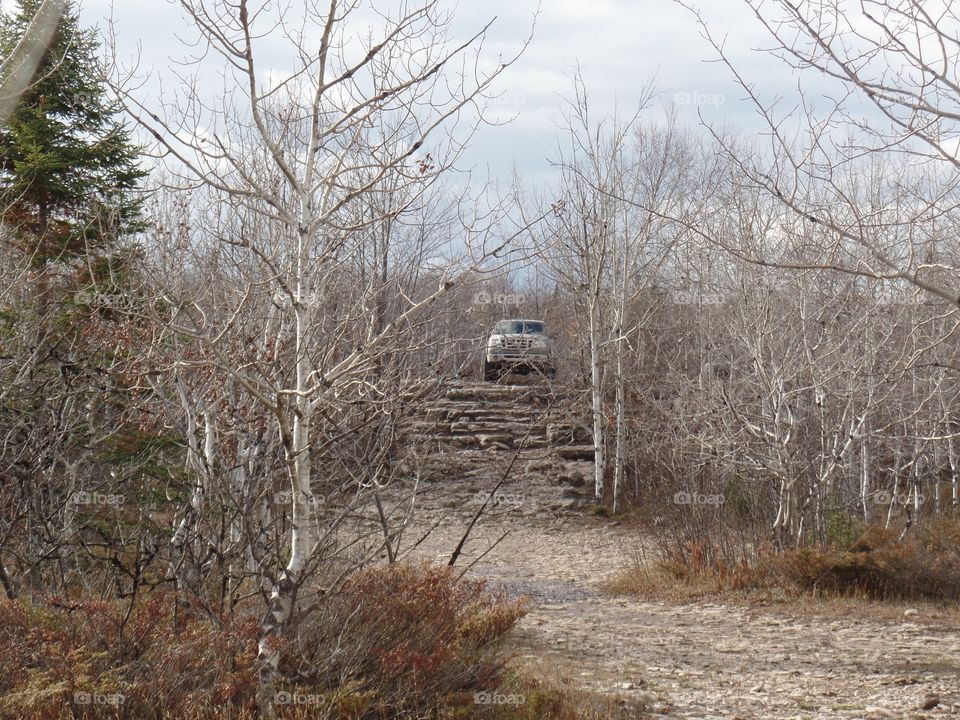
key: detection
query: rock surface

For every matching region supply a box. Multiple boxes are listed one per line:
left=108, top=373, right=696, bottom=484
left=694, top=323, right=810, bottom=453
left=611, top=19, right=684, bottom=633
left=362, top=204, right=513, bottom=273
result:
left=394, top=379, right=960, bottom=718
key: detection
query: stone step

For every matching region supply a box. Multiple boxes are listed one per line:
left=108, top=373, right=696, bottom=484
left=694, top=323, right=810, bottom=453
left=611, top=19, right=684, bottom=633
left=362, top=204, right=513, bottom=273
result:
left=554, top=445, right=596, bottom=461
left=407, top=420, right=451, bottom=433
left=444, top=387, right=560, bottom=403
left=465, top=413, right=552, bottom=424
left=441, top=406, right=542, bottom=419
left=418, top=434, right=553, bottom=450
left=449, top=421, right=546, bottom=436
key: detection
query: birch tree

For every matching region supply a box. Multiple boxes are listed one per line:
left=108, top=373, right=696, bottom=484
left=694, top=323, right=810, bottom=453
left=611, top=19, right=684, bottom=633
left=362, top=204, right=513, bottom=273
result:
left=544, top=75, right=621, bottom=503
left=544, top=76, right=698, bottom=508
left=111, top=0, right=532, bottom=708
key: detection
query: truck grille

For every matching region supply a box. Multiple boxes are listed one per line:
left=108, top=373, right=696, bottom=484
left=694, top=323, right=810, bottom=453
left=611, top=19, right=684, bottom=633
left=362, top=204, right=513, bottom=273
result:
left=502, top=337, right=534, bottom=350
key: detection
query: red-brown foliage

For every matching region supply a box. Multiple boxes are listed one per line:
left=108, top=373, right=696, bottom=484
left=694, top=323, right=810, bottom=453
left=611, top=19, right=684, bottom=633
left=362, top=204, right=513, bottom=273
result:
left=0, top=592, right=258, bottom=720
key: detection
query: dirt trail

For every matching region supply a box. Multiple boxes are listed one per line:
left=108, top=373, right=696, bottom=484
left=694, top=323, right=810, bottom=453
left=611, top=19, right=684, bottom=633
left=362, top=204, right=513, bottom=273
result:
left=397, top=380, right=960, bottom=719
left=409, top=519, right=960, bottom=720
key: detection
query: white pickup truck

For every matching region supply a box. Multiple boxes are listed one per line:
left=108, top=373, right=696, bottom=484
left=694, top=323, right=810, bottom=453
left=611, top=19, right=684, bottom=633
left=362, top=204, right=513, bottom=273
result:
left=481, top=318, right=555, bottom=381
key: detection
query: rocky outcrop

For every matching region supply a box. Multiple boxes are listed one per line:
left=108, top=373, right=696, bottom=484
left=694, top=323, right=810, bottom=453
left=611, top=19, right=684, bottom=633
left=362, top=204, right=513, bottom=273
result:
left=394, top=378, right=596, bottom=519
left=408, top=379, right=593, bottom=457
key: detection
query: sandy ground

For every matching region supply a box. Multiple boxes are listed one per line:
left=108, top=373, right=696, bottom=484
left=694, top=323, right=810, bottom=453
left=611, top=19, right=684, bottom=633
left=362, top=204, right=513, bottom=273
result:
left=404, top=515, right=960, bottom=720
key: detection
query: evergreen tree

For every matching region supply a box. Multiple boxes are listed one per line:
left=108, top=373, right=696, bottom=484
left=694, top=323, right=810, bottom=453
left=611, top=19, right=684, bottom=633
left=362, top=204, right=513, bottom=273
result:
left=0, top=0, right=145, bottom=268
left=0, top=3, right=166, bottom=603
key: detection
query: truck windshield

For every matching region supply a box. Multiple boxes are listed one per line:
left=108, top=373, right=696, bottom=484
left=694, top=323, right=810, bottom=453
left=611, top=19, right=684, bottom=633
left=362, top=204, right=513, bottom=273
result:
left=493, top=320, right=545, bottom=334
left=493, top=321, right=523, bottom=334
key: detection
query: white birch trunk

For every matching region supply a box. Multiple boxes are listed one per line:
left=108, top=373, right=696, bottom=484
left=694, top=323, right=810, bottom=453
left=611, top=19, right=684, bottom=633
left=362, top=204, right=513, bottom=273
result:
left=612, top=343, right=625, bottom=514
left=861, top=440, right=870, bottom=521
left=257, top=226, right=317, bottom=708
left=589, top=300, right=606, bottom=502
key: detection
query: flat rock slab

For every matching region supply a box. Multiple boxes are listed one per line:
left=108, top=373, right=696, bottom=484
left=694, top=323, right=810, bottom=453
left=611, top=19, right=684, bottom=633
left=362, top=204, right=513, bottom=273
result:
left=478, top=433, right=514, bottom=447
left=554, top=445, right=595, bottom=461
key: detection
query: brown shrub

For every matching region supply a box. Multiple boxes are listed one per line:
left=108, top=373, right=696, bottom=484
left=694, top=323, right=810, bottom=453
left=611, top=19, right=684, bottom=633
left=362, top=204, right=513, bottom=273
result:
left=282, top=563, right=528, bottom=716
left=0, top=565, right=562, bottom=719
left=616, top=517, right=960, bottom=602
left=0, top=592, right=258, bottom=720
left=773, top=524, right=960, bottom=600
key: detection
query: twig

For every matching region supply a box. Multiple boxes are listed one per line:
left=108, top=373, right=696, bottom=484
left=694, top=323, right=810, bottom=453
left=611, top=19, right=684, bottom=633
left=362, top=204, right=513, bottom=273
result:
left=456, top=529, right=510, bottom=581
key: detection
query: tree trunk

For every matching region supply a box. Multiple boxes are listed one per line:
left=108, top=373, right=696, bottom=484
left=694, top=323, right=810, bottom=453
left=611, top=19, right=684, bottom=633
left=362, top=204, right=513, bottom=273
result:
left=589, top=300, right=605, bottom=502
left=257, top=228, right=318, bottom=715
left=612, top=333, right=626, bottom=514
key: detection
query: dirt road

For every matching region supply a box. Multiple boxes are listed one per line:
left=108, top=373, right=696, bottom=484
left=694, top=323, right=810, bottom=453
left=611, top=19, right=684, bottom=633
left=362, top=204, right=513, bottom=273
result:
left=407, top=516, right=960, bottom=719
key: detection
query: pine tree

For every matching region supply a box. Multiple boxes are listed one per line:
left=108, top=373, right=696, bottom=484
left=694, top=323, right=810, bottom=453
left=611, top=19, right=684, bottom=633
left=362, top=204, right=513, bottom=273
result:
left=0, top=0, right=145, bottom=268
left=0, top=4, right=165, bottom=602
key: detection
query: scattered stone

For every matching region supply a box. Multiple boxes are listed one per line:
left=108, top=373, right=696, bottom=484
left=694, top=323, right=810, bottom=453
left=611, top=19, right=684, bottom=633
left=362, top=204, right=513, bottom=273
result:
left=547, top=422, right=593, bottom=443
left=921, top=694, right=940, bottom=710
left=477, top=433, right=513, bottom=447
left=524, top=459, right=553, bottom=473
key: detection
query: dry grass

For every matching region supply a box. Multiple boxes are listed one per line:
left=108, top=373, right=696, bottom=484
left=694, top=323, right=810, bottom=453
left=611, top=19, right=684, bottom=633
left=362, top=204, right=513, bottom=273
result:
left=609, top=517, right=960, bottom=609
left=502, top=655, right=656, bottom=720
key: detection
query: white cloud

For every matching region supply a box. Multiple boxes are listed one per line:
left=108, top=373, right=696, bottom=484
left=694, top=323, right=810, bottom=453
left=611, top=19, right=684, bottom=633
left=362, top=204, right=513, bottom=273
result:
left=56, top=0, right=802, bottom=184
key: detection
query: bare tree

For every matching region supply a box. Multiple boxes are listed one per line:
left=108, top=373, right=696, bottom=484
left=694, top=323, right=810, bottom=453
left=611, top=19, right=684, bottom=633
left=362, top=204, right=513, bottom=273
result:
left=678, top=0, right=960, bottom=307
left=543, top=75, right=699, bottom=509
left=111, top=0, right=535, bottom=708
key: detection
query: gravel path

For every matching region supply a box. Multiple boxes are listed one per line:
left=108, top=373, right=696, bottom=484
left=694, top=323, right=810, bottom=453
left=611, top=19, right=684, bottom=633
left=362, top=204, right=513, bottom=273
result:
left=407, top=517, right=960, bottom=719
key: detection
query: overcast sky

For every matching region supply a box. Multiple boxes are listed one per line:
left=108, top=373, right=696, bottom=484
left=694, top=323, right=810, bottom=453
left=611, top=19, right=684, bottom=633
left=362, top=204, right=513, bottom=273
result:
left=4, top=0, right=799, bottom=187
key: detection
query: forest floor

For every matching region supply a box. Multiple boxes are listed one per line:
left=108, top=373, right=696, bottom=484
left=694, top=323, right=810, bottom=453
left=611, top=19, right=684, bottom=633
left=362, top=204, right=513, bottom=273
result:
left=397, top=379, right=960, bottom=719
